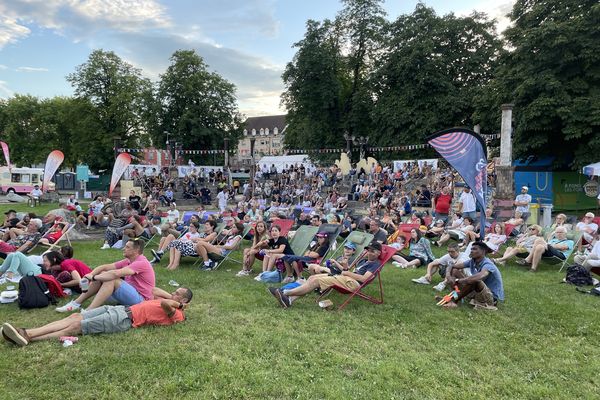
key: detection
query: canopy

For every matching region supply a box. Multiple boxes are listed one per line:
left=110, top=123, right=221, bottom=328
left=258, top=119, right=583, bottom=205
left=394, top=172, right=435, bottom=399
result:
left=582, top=162, right=600, bottom=177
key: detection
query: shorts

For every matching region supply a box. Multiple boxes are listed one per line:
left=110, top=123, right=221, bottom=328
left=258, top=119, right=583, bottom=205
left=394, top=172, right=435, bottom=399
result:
left=140, top=230, right=152, bottom=240
left=315, top=274, right=360, bottom=291
left=465, top=283, right=496, bottom=306
left=399, top=254, right=426, bottom=267
left=542, top=245, right=566, bottom=260
left=80, top=305, right=132, bottom=335
left=108, top=281, right=144, bottom=306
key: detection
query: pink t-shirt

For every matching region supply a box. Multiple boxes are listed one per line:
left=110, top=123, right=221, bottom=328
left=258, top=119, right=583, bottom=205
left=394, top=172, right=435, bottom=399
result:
left=60, top=259, right=92, bottom=277
left=114, top=255, right=155, bottom=300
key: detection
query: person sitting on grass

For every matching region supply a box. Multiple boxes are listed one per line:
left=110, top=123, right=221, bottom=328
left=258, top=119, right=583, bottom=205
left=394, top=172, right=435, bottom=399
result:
left=576, top=212, right=598, bottom=252
left=492, top=224, right=542, bottom=266
left=411, top=243, right=469, bottom=291
left=517, top=227, right=574, bottom=272
left=436, top=217, right=475, bottom=247
left=0, top=219, right=43, bottom=258
left=42, top=250, right=92, bottom=292
left=391, top=228, right=435, bottom=269
left=279, top=232, right=330, bottom=283
left=267, top=241, right=382, bottom=308
left=1, top=287, right=192, bottom=347
left=307, top=241, right=357, bottom=275
left=574, top=227, right=600, bottom=274
left=440, top=241, right=505, bottom=311
left=151, top=219, right=216, bottom=263
left=55, top=239, right=155, bottom=313
left=504, top=211, right=526, bottom=236
left=0, top=251, right=42, bottom=280
left=195, top=222, right=244, bottom=270
left=464, top=222, right=507, bottom=253
left=237, top=221, right=269, bottom=277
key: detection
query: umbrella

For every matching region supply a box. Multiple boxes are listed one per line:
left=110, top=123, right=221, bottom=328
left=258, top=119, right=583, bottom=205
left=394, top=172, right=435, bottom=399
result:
left=583, top=162, right=600, bottom=177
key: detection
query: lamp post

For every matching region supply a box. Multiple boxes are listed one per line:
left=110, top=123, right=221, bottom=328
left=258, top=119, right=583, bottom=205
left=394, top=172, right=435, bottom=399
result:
left=343, top=131, right=355, bottom=161
left=113, top=135, right=121, bottom=159
left=250, top=137, right=256, bottom=197
left=164, top=131, right=171, bottom=168
left=224, top=135, right=232, bottom=186
left=354, top=136, right=369, bottom=161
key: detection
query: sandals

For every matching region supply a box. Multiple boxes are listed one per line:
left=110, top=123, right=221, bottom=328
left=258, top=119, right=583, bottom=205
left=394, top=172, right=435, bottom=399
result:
left=516, top=259, right=530, bottom=266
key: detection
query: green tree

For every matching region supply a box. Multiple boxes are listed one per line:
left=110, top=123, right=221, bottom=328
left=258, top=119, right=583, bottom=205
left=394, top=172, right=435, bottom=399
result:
left=67, top=49, right=154, bottom=167
left=370, top=4, right=502, bottom=151
left=475, top=0, right=600, bottom=168
left=156, top=50, right=242, bottom=160
left=281, top=19, right=347, bottom=154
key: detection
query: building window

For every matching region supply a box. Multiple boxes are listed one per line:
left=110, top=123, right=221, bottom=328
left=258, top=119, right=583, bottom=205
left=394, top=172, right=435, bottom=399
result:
left=274, top=127, right=278, bottom=135
left=260, top=128, right=265, bottom=136
left=252, top=129, right=256, bottom=136
left=149, top=152, right=154, bottom=160
left=265, top=128, right=270, bottom=135
left=243, top=129, right=248, bottom=136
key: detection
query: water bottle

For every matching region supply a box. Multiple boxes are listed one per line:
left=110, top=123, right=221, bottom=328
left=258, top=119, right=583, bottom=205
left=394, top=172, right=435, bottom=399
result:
left=259, top=250, right=266, bottom=257
left=325, top=260, right=331, bottom=268
left=80, top=278, right=89, bottom=293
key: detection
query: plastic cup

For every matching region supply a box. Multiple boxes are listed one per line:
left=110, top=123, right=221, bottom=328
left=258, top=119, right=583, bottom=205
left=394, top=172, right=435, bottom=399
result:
left=80, top=278, right=89, bottom=292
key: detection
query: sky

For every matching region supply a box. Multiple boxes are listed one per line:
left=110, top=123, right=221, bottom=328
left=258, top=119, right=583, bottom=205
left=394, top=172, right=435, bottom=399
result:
left=0, top=0, right=515, bottom=117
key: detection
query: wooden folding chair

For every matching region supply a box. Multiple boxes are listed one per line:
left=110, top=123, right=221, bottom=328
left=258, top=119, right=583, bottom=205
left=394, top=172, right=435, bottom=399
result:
left=317, top=244, right=396, bottom=310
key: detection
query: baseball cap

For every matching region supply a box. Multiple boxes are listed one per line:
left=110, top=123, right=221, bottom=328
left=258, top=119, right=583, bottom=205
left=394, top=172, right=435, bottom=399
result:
left=343, top=241, right=357, bottom=250
left=585, top=212, right=595, bottom=218
left=316, top=232, right=328, bottom=238
left=366, top=241, right=382, bottom=252
left=521, top=186, right=528, bottom=191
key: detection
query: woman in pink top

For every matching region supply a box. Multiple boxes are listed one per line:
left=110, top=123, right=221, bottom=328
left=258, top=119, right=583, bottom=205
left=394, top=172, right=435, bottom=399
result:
left=43, top=251, right=92, bottom=292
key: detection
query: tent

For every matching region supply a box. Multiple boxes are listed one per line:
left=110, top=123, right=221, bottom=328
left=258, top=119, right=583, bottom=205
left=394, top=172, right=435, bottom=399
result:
left=583, top=162, right=600, bottom=177
left=257, top=155, right=315, bottom=173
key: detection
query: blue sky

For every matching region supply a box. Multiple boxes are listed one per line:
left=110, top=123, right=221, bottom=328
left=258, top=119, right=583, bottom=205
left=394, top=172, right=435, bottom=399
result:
left=0, top=0, right=514, bottom=116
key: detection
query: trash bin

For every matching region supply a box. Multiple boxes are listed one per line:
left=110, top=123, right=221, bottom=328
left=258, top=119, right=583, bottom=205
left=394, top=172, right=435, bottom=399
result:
left=528, top=203, right=540, bottom=225
left=540, top=203, right=553, bottom=227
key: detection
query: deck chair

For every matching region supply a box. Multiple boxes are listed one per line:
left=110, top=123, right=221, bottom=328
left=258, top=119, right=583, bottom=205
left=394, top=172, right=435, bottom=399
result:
left=272, top=219, right=294, bottom=238
left=35, top=222, right=75, bottom=252
left=197, top=224, right=253, bottom=270
left=289, top=225, right=320, bottom=256
left=555, top=231, right=583, bottom=272
left=317, top=244, right=396, bottom=311
left=317, top=223, right=343, bottom=257
left=328, top=231, right=374, bottom=263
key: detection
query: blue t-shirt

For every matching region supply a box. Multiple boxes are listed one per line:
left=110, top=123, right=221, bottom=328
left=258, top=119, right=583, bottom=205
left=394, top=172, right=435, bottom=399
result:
left=548, top=239, right=574, bottom=258
left=355, top=259, right=380, bottom=276
left=467, top=257, right=505, bottom=301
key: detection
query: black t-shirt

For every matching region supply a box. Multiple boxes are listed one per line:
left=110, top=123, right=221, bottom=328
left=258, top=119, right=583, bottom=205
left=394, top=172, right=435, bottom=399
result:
left=268, top=237, right=294, bottom=255
left=309, top=242, right=329, bottom=258
left=129, top=195, right=142, bottom=210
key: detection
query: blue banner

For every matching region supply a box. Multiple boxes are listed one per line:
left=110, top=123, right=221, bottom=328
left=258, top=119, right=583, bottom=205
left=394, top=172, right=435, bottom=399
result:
left=428, top=128, right=488, bottom=238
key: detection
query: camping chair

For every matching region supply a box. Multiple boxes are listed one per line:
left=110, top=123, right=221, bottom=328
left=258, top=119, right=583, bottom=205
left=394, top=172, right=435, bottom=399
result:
left=327, top=230, right=374, bottom=263
left=36, top=222, right=75, bottom=252
left=289, top=225, right=319, bottom=256
left=272, top=219, right=294, bottom=238
left=316, top=244, right=396, bottom=311
left=195, top=224, right=253, bottom=270
left=555, top=231, right=583, bottom=272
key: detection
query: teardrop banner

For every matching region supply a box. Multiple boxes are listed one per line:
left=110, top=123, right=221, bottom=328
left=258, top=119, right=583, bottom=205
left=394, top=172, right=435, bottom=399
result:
left=109, top=153, right=132, bottom=197
left=42, top=150, right=64, bottom=191
left=0, top=141, right=11, bottom=170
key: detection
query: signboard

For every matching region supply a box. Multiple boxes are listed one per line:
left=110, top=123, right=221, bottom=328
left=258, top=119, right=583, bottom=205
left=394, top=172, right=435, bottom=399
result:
left=76, top=165, right=89, bottom=182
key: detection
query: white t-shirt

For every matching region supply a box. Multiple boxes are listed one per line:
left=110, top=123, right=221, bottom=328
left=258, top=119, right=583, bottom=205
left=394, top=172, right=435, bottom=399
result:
left=515, top=194, right=532, bottom=213
left=459, top=191, right=476, bottom=213
left=437, top=253, right=469, bottom=267
left=166, top=209, right=180, bottom=224
left=217, top=191, right=227, bottom=206
left=30, top=189, right=43, bottom=197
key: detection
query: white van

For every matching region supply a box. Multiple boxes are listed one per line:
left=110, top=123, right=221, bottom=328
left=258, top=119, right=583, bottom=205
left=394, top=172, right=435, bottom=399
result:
left=0, top=167, right=55, bottom=194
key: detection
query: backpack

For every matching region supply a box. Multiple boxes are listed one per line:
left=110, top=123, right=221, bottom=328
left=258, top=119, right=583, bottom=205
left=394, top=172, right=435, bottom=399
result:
left=18, top=275, right=56, bottom=309
left=565, top=264, right=593, bottom=286
left=38, top=274, right=66, bottom=298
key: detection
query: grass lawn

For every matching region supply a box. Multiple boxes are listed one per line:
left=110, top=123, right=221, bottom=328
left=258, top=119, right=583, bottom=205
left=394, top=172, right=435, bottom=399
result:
left=1, top=203, right=599, bottom=399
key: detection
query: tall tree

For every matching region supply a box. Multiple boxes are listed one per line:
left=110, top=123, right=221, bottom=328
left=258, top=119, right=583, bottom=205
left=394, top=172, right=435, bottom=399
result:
left=67, top=49, right=154, bottom=164
left=370, top=4, right=502, bottom=148
left=475, top=0, right=600, bottom=168
left=156, top=50, right=242, bottom=158
left=281, top=19, right=347, bottom=153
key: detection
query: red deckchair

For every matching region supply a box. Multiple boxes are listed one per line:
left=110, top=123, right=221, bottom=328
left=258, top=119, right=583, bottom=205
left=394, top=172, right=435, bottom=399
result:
left=316, top=244, right=396, bottom=311
left=272, top=219, right=294, bottom=237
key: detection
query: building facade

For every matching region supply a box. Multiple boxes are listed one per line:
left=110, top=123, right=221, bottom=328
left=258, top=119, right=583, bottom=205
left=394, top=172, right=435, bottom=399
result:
left=235, top=115, right=287, bottom=166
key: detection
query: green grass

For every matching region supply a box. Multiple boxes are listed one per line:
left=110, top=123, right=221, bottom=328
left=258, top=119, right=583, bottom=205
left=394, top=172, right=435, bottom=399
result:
left=1, top=203, right=600, bottom=399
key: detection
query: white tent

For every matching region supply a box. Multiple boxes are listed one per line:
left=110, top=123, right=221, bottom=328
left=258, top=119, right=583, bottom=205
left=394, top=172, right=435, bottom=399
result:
left=582, top=162, right=600, bottom=177
left=258, top=155, right=315, bottom=173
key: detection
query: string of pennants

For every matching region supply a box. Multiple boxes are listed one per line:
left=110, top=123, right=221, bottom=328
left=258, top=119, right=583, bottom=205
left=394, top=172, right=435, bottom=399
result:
left=116, top=133, right=500, bottom=156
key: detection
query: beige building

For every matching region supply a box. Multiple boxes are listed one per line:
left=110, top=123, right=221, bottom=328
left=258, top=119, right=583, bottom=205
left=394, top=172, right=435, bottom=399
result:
left=235, top=115, right=287, bottom=166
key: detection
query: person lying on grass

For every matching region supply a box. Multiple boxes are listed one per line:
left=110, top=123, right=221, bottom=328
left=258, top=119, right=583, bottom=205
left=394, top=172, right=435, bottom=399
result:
left=1, top=287, right=192, bottom=347
left=440, top=241, right=505, bottom=311
left=55, top=239, right=155, bottom=313
left=267, top=241, right=382, bottom=308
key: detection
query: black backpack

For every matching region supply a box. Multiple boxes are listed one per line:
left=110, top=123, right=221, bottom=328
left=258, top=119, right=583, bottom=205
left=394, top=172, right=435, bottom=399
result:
left=18, top=275, right=56, bottom=309
left=565, top=264, right=593, bottom=287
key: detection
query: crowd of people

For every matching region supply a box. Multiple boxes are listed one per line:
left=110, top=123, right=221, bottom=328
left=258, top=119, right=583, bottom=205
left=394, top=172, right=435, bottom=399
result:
left=2, top=159, right=600, bottom=347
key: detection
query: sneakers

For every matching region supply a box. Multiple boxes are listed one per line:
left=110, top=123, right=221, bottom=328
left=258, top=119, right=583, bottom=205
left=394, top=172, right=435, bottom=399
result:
left=236, top=270, right=250, bottom=277
left=200, top=261, right=215, bottom=271
left=55, top=300, right=81, bottom=313
left=100, top=243, right=110, bottom=250
left=151, top=249, right=163, bottom=263
left=268, top=287, right=291, bottom=308
left=1, top=323, right=29, bottom=346
left=281, top=276, right=294, bottom=284
left=392, top=261, right=403, bottom=268
left=433, top=281, right=447, bottom=292
left=412, top=276, right=431, bottom=285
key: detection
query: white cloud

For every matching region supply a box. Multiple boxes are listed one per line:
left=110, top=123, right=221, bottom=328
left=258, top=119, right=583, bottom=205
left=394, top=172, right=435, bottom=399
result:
left=0, top=17, right=31, bottom=48
left=458, top=0, right=516, bottom=34
left=0, top=0, right=170, bottom=48
left=0, top=80, right=14, bottom=98
left=0, top=64, right=8, bottom=70
left=16, top=66, right=49, bottom=72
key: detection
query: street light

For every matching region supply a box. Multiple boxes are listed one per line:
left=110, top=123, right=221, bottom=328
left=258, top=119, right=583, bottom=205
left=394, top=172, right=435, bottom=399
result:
left=353, top=136, right=369, bottom=161
left=250, top=137, right=256, bottom=197
left=343, top=131, right=355, bottom=160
